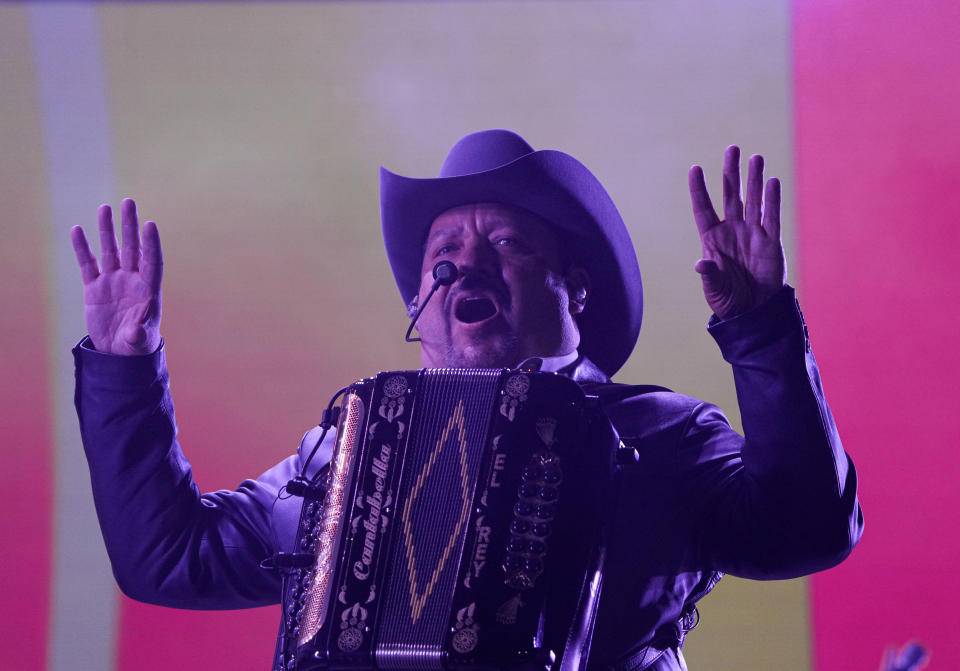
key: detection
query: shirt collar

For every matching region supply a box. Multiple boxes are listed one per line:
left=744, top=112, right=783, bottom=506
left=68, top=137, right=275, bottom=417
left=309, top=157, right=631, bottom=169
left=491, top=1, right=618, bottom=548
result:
left=516, top=350, right=580, bottom=373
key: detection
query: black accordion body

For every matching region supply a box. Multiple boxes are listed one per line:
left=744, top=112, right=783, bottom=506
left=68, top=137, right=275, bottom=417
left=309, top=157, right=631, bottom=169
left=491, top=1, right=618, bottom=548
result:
left=282, top=369, right=615, bottom=671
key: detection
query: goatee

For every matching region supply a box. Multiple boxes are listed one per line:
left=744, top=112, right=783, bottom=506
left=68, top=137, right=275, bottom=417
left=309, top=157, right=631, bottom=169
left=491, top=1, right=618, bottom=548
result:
left=442, top=335, right=522, bottom=369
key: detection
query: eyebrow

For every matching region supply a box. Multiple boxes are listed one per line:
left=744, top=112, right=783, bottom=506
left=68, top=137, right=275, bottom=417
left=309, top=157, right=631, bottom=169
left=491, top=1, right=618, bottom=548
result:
left=424, top=225, right=465, bottom=245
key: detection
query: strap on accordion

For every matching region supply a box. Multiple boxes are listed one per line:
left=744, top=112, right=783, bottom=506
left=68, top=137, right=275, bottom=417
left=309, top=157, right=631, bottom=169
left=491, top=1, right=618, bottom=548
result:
left=559, top=401, right=621, bottom=671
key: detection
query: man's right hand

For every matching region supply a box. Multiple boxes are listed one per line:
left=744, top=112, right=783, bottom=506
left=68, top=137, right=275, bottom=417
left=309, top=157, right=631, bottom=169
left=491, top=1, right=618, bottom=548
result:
left=71, top=198, right=163, bottom=355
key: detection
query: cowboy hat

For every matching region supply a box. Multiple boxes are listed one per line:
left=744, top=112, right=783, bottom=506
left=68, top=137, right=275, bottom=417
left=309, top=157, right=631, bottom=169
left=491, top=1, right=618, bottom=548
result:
left=380, top=129, right=642, bottom=377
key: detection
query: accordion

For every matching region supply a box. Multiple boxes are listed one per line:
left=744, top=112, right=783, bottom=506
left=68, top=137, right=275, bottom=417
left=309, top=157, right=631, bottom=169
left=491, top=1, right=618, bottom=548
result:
left=282, top=369, right=615, bottom=671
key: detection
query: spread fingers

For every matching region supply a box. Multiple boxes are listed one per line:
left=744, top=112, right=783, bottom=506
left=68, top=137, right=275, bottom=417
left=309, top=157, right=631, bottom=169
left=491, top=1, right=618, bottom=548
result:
left=141, top=220, right=163, bottom=291
left=70, top=225, right=100, bottom=283
left=98, top=203, right=120, bottom=271
left=722, top=145, right=744, bottom=222
left=119, top=198, right=141, bottom=271
left=745, top=154, right=764, bottom=227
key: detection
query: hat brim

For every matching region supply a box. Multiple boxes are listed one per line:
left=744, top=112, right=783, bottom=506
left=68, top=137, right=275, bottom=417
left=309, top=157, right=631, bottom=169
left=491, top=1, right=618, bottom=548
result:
left=380, top=149, right=642, bottom=377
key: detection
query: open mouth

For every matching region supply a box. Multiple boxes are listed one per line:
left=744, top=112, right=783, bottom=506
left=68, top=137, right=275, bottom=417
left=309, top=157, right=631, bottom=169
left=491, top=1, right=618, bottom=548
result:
left=455, top=296, right=498, bottom=324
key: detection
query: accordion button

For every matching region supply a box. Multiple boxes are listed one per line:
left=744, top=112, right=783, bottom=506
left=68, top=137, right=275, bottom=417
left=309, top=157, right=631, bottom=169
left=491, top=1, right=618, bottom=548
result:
left=503, top=554, right=524, bottom=570
left=510, top=520, right=531, bottom=534
left=522, top=464, right=543, bottom=481
left=527, top=540, right=546, bottom=555
left=539, top=486, right=558, bottom=502
left=532, top=522, right=551, bottom=537
left=535, top=504, right=555, bottom=519
left=515, top=502, right=534, bottom=516
left=508, top=537, right=526, bottom=553
left=542, top=469, right=561, bottom=484
left=520, top=483, right=540, bottom=499
left=524, top=558, right=544, bottom=573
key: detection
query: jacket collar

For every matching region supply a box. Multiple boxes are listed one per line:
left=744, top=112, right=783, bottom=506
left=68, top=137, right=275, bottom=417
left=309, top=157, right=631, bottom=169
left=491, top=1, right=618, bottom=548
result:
left=556, top=354, right=611, bottom=384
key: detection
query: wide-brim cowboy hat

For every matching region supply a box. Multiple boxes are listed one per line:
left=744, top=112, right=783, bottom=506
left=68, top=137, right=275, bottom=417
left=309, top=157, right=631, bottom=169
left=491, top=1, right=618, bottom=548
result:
left=380, top=129, right=642, bottom=377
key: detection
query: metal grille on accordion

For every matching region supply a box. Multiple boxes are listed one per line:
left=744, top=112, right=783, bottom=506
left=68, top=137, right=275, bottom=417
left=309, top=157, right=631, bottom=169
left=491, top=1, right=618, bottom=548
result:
left=284, top=369, right=614, bottom=671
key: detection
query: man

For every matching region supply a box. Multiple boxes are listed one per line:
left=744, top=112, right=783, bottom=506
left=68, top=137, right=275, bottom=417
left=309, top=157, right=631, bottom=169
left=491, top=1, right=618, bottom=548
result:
left=71, top=129, right=862, bottom=670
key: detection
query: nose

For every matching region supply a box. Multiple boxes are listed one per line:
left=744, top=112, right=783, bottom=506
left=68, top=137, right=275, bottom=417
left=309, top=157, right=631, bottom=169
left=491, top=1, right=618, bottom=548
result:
left=456, top=236, right=500, bottom=279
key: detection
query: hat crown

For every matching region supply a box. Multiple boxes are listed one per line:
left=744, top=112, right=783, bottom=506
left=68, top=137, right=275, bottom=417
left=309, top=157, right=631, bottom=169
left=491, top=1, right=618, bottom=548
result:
left=438, top=129, right=535, bottom=178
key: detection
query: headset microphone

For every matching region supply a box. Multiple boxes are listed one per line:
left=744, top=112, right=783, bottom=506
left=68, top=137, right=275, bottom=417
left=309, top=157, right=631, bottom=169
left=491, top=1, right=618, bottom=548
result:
left=405, top=261, right=458, bottom=342
left=432, top=260, right=458, bottom=286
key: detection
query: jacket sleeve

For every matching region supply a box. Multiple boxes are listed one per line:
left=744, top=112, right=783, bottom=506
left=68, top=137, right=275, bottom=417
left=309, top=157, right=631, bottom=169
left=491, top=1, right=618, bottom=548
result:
left=683, top=285, right=863, bottom=579
left=73, top=337, right=293, bottom=609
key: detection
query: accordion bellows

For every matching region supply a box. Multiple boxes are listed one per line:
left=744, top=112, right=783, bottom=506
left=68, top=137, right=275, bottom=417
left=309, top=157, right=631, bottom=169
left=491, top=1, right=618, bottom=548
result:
left=285, top=369, right=613, bottom=671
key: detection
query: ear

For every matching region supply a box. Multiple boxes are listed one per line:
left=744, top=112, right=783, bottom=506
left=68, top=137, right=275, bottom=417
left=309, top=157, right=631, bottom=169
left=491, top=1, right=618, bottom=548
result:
left=565, top=267, right=590, bottom=316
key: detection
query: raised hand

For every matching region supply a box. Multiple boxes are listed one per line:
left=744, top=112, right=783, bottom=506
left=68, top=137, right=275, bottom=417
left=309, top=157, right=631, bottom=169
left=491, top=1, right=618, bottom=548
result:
left=70, top=198, right=163, bottom=355
left=688, top=146, right=786, bottom=320
left=878, top=642, right=929, bottom=671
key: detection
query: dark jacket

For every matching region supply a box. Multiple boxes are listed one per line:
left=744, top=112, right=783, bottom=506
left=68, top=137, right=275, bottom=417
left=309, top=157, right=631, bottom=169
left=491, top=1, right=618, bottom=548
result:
left=73, top=286, right=862, bottom=670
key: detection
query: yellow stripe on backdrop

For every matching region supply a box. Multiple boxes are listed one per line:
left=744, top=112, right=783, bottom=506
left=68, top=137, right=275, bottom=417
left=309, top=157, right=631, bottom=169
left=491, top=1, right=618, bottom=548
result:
left=6, top=1, right=808, bottom=669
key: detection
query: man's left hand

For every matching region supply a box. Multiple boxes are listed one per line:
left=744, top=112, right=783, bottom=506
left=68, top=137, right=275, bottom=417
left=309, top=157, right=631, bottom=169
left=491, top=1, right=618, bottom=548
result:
left=688, top=145, right=787, bottom=320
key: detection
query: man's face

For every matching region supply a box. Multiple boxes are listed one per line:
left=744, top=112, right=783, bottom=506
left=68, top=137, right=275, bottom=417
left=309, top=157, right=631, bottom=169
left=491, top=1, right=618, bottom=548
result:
left=414, top=202, right=586, bottom=369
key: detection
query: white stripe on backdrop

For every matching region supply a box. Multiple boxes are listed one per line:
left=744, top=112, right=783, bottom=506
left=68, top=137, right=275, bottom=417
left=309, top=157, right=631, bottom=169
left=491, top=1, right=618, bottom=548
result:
left=29, top=4, right=120, bottom=670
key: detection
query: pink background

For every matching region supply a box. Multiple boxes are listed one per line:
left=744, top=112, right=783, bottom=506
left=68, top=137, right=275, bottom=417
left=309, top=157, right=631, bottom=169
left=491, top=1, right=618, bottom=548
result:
left=795, top=0, right=960, bottom=668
